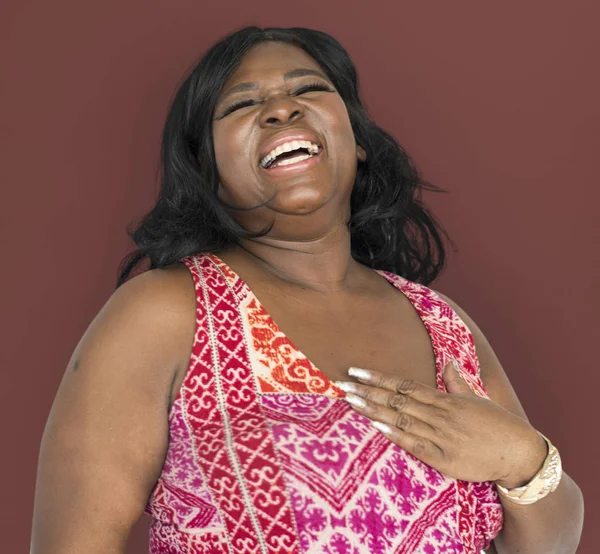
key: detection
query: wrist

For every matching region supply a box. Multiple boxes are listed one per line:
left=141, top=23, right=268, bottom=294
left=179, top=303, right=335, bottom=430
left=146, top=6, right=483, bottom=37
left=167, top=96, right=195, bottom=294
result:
left=495, top=427, right=548, bottom=490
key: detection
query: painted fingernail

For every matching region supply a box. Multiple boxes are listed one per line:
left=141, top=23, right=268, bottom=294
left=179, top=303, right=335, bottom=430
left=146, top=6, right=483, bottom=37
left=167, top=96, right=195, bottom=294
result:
left=348, top=367, right=372, bottom=381
left=443, top=359, right=458, bottom=376
left=372, top=421, right=393, bottom=434
left=333, top=381, right=358, bottom=393
left=345, top=393, right=367, bottom=408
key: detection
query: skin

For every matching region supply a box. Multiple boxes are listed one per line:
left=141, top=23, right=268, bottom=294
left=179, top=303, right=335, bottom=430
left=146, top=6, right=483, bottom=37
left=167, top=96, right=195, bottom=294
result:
left=31, top=42, right=584, bottom=553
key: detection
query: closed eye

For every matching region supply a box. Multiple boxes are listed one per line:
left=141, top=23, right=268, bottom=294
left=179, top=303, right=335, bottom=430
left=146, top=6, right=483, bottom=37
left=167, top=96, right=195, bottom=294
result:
left=219, top=99, right=257, bottom=118
left=293, top=82, right=335, bottom=95
left=217, top=82, right=335, bottom=119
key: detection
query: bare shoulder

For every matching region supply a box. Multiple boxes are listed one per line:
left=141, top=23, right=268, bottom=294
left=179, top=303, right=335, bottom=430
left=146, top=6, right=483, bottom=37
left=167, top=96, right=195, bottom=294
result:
left=101, top=261, right=197, bottom=403
left=432, top=289, right=530, bottom=422
left=89, top=262, right=196, bottom=382
left=112, top=261, right=195, bottom=318
left=31, top=261, right=196, bottom=553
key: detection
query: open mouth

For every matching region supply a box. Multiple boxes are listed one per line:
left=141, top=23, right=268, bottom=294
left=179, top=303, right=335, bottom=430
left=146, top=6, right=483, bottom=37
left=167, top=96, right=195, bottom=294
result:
left=259, top=140, right=322, bottom=170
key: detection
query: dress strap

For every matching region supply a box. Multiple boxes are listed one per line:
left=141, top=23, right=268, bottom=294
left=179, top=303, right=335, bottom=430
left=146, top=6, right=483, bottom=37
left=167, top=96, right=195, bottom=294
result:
left=179, top=254, right=299, bottom=554
left=376, top=270, right=491, bottom=399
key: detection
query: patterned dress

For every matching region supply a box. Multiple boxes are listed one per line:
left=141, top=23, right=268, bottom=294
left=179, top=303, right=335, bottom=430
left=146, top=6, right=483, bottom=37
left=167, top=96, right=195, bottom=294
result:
left=144, top=253, right=504, bottom=553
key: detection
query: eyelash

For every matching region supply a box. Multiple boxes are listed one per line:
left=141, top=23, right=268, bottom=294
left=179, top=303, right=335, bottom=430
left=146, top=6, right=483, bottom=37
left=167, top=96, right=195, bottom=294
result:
left=220, top=82, right=334, bottom=118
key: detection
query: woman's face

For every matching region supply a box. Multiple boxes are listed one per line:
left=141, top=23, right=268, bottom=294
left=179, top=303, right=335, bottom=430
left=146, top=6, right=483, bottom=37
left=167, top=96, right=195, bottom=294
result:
left=211, top=41, right=366, bottom=239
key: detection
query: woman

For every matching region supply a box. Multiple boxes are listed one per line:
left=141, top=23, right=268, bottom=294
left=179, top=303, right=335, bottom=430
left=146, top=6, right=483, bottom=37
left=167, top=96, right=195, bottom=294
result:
left=31, top=26, right=583, bottom=554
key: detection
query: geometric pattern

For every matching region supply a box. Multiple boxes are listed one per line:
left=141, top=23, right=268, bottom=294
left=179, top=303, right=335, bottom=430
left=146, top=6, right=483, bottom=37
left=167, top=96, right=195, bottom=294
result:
left=145, top=253, right=504, bottom=553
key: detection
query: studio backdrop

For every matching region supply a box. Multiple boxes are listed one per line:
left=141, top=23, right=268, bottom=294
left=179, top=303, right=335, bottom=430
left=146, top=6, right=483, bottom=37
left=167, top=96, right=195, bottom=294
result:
left=0, top=1, right=598, bottom=552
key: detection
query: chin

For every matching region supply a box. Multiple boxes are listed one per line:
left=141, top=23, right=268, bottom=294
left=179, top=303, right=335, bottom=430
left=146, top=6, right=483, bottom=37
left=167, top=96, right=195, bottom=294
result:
left=270, top=186, right=333, bottom=216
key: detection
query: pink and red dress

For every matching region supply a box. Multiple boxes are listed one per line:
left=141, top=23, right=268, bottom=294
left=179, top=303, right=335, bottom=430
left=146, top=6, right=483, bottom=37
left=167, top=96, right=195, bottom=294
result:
left=144, top=253, right=504, bottom=553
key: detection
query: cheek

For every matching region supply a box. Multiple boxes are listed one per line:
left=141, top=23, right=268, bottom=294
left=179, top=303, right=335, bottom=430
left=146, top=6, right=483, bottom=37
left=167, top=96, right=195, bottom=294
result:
left=212, top=123, right=261, bottom=206
left=323, top=101, right=356, bottom=151
left=212, top=123, right=251, bottom=182
left=212, top=127, right=230, bottom=176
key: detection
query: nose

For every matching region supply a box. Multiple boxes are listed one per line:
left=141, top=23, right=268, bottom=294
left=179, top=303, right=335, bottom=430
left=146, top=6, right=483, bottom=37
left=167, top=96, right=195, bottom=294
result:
left=258, top=95, right=304, bottom=127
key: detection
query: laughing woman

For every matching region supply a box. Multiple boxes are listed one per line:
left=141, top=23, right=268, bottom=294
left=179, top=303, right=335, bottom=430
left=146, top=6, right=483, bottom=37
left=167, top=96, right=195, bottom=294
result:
left=31, top=27, right=583, bottom=554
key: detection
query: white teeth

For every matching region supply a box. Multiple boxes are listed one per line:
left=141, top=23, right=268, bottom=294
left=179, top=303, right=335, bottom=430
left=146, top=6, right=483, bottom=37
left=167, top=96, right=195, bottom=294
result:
left=260, top=140, right=320, bottom=168
left=272, top=153, right=312, bottom=167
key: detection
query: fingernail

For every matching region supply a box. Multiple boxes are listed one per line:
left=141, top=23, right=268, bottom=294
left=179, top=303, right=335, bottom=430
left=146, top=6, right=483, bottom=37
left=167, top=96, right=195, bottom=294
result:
left=348, top=367, right=372, bottom=381
left=333, top=381, right=358, bottom=393
left=372, top=421, right=393, bottom=434
left=443, top=358, right=458, bottom=376
left=345, top=393, right=367, bottom=408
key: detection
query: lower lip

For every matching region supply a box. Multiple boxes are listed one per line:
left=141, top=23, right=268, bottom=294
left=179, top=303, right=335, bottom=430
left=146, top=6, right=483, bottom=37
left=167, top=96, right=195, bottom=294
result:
left=260, top=150, right=323, bottom=176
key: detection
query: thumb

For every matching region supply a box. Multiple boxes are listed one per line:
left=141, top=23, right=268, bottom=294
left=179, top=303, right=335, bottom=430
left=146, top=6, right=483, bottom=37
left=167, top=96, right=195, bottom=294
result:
left=443, top=359, right=473, bottom=395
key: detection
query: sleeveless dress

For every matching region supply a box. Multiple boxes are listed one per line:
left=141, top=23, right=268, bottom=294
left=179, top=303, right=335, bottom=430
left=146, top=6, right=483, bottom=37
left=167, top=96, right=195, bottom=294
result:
left=144, top=253, right=504, bottom=554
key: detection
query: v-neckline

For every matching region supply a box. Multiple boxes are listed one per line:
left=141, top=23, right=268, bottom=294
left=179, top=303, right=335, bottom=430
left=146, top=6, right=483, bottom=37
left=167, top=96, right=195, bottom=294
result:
left=206, top=252, right=443, bottom=396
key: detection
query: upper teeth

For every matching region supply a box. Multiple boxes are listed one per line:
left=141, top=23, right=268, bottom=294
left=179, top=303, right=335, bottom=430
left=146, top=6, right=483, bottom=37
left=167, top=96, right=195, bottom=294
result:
left=260, top=140, right=320, bottom=168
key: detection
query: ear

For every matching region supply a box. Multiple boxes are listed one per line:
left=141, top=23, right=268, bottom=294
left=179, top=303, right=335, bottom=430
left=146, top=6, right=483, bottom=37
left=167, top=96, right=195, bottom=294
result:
left=356, top=144, right=367, bottom=162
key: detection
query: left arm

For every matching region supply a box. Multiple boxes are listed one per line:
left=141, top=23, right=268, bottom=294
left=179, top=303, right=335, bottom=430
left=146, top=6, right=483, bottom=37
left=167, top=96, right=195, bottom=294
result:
left=436, top=292, right=585, bottom=554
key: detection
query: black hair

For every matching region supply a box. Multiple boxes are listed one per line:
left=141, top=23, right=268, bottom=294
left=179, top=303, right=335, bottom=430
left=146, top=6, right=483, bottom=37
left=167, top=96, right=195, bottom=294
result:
left=116, top=26, right=454, bottom=288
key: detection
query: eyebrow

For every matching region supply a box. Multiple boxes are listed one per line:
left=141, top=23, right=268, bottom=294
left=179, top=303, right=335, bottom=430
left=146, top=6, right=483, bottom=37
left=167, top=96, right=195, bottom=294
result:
left=218, top=68, right=331, bottom=103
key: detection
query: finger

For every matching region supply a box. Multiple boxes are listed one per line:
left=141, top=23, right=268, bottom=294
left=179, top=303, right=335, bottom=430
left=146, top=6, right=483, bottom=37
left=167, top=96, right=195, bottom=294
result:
left=335, top=381, right=435, bottom=423
left=371, top=421, right=444, bottom=465
left=344, top=393, right=438, bottom=441
left=442, top=359, right=476, bottom=395
left=345, top=367, right=442, bottom=405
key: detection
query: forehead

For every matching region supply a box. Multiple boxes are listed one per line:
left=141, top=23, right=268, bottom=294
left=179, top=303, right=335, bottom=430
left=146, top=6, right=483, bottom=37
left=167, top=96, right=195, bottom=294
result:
left=225, top=41, right=323, bottom=84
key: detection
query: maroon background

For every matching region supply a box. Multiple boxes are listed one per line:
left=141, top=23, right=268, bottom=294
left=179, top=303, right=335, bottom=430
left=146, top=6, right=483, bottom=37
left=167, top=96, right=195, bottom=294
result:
left=1, top=1, right=598, bottom=552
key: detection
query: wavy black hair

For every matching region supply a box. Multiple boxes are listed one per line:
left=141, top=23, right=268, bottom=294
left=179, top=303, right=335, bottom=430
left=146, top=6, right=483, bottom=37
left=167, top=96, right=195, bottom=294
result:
left=116, top=26, right=454, bottom=288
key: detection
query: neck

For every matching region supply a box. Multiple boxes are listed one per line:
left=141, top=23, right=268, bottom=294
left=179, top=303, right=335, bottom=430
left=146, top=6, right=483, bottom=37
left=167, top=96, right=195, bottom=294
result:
left=231, top=222, right=366, bottom=295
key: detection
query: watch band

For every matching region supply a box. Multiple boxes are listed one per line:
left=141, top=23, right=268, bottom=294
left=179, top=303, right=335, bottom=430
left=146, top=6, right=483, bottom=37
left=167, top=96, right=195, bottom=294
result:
left=495, top=432, right=562, bottom=505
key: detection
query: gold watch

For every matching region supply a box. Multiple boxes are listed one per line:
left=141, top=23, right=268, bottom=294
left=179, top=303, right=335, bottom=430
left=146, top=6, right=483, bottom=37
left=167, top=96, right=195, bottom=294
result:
left=495, top=432, right=562, bottom=505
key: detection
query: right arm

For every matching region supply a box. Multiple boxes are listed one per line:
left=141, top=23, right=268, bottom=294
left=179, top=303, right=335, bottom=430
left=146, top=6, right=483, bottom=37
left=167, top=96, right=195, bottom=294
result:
left=30, top=264, right=196, bottom=554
